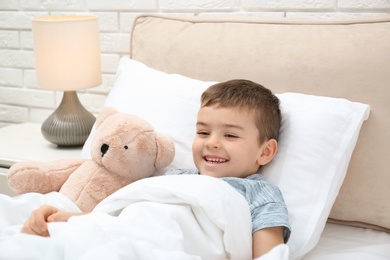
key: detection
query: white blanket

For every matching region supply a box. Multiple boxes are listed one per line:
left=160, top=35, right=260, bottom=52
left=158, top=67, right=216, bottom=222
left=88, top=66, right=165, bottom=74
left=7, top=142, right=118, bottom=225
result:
left=0, top=175, right=256, bottom=260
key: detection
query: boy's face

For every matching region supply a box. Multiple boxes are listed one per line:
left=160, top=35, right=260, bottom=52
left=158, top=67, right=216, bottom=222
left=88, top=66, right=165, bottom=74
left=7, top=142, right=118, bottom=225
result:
left=192, top=105, right=267, bottom=178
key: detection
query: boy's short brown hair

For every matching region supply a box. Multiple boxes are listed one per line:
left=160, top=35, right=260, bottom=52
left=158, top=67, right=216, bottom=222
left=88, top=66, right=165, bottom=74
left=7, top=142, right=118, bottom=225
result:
left=201, top=79, right=281, bottom=144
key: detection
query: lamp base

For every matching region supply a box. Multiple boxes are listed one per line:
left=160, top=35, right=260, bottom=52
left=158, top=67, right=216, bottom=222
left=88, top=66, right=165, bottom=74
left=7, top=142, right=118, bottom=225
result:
left=41, top=91, right=96, bottom=147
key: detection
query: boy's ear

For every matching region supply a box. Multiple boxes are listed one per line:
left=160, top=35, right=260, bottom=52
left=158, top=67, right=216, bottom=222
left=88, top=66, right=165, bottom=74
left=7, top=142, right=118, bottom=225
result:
left=257, top=139, right=278, bottom=166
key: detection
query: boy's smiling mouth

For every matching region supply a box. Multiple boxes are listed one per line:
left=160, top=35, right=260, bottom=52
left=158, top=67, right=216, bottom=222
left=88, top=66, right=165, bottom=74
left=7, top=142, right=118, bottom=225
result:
left=204, top=156, right=228, bottom=163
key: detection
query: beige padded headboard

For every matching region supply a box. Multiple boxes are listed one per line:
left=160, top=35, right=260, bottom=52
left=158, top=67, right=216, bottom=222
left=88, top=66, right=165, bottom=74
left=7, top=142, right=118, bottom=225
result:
left=130, top=14, right=390, bottom=231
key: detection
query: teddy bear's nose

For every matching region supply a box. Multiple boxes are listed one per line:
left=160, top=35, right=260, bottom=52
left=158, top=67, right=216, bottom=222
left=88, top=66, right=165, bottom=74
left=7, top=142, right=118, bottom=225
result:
left=101, top=143, right=109, bottom=157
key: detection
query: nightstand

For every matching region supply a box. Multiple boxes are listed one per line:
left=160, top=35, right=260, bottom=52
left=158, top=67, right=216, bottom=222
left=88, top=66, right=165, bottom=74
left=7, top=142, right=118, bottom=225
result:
left=0, top=123, right=83, bottom=196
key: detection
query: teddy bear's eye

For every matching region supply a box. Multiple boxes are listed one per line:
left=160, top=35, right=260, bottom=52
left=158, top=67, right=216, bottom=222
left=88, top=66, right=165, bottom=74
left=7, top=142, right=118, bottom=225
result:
left=124, top=145, right=128, bottom=150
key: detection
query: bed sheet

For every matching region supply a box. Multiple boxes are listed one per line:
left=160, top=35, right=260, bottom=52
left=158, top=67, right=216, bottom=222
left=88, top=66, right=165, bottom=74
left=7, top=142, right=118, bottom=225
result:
left=3, top=175, right=387, bottom=260
left=0, top=175, right=253, bottom=260
left=304, top=223, right=390, bottom=260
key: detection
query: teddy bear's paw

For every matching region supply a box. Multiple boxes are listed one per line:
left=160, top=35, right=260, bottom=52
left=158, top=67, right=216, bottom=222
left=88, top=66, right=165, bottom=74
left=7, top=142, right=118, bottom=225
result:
left=7, top=159, right=86, bottom=194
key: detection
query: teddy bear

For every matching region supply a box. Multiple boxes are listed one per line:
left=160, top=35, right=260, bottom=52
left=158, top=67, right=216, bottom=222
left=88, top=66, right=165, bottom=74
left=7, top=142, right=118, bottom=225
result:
left=7, top=107, right=175, bottom=212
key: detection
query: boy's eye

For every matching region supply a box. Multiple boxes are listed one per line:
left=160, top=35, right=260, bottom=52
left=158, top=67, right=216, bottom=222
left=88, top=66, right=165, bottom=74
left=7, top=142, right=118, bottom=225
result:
left=225, top=133, right=238, bottom=138
left=197, top=131, right=209, bottom=136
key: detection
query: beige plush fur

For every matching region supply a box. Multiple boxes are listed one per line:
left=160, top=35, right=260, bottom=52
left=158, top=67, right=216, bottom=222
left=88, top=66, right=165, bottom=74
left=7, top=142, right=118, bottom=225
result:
left=7, top=107, right=175, bottom=212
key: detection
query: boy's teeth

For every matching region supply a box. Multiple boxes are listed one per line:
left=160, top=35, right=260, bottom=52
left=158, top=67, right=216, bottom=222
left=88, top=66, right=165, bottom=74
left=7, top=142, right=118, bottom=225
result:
left=206, top=157, right=226, bottom=163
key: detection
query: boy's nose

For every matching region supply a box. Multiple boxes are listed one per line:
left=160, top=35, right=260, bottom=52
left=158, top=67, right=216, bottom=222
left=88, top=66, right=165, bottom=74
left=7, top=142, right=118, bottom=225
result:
left=205, top=136, right=221, bottom=148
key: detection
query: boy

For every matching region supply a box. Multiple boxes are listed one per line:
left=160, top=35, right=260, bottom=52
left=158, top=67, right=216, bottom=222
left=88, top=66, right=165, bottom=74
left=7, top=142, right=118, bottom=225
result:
left=22, top=79, right=290, bottom=258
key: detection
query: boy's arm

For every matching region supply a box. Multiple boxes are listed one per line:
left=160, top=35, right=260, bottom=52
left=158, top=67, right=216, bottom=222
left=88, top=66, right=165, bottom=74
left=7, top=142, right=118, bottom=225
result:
left=252, top=226, right=285, bottom=258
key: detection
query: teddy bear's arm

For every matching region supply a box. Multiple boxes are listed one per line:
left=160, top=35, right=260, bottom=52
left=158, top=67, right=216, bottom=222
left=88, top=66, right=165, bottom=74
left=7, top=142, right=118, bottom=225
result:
left=7, top=158, right=87, bottom=194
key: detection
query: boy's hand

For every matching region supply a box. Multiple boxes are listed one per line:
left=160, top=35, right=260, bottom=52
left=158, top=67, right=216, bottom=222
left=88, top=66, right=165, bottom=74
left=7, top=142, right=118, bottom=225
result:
left=21, top=205, right=85, bottom=236
left=21, top=205, right=59, bottom=236
left=252, top=226, right=285, bottom=258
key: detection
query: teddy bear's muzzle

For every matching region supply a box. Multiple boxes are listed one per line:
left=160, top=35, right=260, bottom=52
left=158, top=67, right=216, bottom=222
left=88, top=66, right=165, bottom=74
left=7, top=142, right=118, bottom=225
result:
left=101, top=143, right=109, bottom=157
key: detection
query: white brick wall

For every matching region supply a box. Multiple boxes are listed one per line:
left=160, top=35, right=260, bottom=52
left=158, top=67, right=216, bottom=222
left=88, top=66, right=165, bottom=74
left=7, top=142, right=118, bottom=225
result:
left=0, top=0, right=389, bottom=127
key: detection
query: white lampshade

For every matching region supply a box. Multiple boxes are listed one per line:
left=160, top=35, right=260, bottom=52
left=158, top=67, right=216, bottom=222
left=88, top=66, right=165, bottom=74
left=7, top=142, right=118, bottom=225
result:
left=32, top=15, right=101, bottom=90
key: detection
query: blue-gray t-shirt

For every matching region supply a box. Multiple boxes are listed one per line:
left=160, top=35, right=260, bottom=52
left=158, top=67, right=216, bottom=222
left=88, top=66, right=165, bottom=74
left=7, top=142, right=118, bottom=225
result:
left=165, top=169, right=291, bottom=243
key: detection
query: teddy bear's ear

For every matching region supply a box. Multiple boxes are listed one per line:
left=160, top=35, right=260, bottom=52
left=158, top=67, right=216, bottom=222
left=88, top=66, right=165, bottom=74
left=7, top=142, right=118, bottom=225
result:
left=95, top=107, right=118, bottom=128
left=154, top=133, right=175, bottom=169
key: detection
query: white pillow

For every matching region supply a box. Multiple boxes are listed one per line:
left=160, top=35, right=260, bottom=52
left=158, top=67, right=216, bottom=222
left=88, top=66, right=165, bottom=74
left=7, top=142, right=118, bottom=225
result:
left=81, top=57, right=370, bottom=259
left=260, top=93, right=369, bottom=259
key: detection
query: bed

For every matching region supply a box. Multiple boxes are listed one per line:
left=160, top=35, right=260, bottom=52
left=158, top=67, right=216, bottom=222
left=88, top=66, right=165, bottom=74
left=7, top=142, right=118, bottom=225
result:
left=1, top=14, right=390, bottom=259
left=125, top=14, right=390, bottom=259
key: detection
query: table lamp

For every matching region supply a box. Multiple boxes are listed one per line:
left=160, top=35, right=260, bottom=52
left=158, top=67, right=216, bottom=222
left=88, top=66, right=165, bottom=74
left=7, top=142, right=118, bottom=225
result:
left=32, top=15, right=101, bottom=147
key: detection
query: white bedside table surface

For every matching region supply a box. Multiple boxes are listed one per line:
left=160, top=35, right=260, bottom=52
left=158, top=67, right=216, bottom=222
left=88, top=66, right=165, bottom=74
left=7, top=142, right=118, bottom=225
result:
left=0, top=123, right=83, bottom=168
left=0, top=123, right=84, bottom=196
